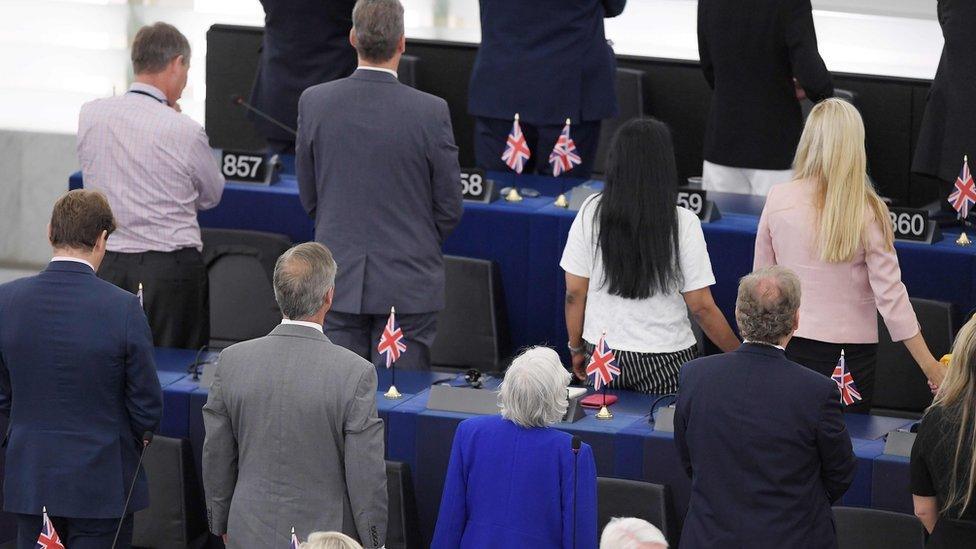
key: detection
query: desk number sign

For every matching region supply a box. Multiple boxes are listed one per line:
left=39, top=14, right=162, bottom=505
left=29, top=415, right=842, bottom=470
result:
left=889, top=207, right=940, bottom=244
left=461, top=168, right=496, bottom=203
left=677, top=189, right=707, bottom=218
left=220, top=150, right=273, bottom=185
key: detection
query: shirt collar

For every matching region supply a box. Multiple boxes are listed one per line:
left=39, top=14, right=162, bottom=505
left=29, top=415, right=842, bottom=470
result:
left=356, top=65, right=399, bottom=79
left=280, top=319, right=324, bottom=333
left=51, top=256, right=95, bottom=272
left=128, top=82, right=168, bottom=104
left=743, top=339, right=786, bottom=352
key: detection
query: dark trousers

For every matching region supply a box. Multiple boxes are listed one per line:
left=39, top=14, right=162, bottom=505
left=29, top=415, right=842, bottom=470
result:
left=474, top=116, right=601, bottom=179
left=325, top=311, right=438, bottom=370
left=99, top=248, right=209, bottom=350
left=17, top=513, right=132, bottom=549
left=786, top=336, right=878, bottom=414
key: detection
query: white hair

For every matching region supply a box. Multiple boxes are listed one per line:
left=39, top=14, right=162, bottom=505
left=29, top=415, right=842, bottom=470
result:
left=301, top=531, right=362, bottom=549
left=498, top=346, right=571, bottom=428
left=600, top=517, right=669, bottom=549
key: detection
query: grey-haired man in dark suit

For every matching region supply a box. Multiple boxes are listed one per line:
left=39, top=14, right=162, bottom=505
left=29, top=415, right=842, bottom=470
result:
left=296, top=0, right=463, bottom=370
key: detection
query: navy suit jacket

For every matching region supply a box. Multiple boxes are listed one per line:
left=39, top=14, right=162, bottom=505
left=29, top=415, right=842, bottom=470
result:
left=431, top=415, right=598, bottom=548
left=0, top=261, right=162, bottom=518
left=296, top=69, right=463, bottom=315
left=468, top=0, right=626, bottom=125
left=249, top=0, right=358, bottom=143
left=674, top=344, right=855, bottom=549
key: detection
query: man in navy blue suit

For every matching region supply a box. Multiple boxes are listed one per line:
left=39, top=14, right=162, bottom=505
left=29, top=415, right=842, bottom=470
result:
left=0, top=190, right=163, bottom=548
left=675, top=266, right=855, bottom=548
left=470, top=0, right=626, bottom=178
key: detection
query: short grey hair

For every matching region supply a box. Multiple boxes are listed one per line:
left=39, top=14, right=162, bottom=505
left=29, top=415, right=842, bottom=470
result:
left=600, top=517, right=669, bottom=549
left=499, top=347, right=571, bottom=428
left=352, top=0, right=404, bottom=63
left=735, top=266, right=801, bottom=345
left=131, top=22, right=191, bottom=74
left=273, top=242, right=338, bottom=320
left=301, top=531, right=362, bottom=549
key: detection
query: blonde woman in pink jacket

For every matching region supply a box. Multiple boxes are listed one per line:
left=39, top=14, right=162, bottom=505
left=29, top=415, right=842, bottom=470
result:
left=755, top=98, right=946, bottom=413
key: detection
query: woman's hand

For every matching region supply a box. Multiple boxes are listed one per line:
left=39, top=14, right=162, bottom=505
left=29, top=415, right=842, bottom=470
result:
left=926, top=359, right=947, bottom=391
left=572, top=352, right=587, bottom=381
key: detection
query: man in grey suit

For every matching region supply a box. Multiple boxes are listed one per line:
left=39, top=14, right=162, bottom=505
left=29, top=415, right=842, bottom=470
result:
left=296, top=0, right=463, bottom=370
left=202, top=242, right=387, bottom=548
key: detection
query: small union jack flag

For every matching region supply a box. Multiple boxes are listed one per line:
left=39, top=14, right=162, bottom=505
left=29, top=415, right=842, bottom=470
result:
left=949, top=156, right=976, bottom=219
left=586, top=332, right=621, bottom=391
left=377, top=307, right=407, bottom=368
left=501, top=113, right=531, bottom=174
left=36, top=507, right=64, bottom=549
left=831, top=350, right=862, bottom=406
left=549, top=119, right=582, bottom=177
left=290, top=527, right=300, bottom=549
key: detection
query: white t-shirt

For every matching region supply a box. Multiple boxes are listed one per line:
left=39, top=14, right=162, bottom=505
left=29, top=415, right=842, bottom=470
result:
left=559, top=195, right=716, bottom=353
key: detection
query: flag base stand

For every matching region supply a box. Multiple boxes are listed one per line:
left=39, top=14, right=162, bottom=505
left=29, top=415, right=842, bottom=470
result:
left=595, top=405, right=614, bottom=420
left=957, top=231, right=972, bottom=247
left=383, top=385, right=403, bottom=400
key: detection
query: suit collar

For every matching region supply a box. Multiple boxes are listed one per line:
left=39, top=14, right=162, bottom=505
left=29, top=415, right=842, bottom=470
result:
left=45, top=260, right=96, bottom=276
left=350, top=68, right=400, bottom=84
left=269, top=322, right=331, bottom=343
left=735, top=342, right=788, bottom=359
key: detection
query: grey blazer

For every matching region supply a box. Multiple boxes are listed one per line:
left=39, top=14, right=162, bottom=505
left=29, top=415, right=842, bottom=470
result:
left=296, top=68, right=463, bottom=315
left=202, top=323, right=387, bottom=548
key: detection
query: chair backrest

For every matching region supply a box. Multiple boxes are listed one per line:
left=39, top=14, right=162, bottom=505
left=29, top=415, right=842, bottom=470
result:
left=201, top=228, right=292, bottom=282
left=596, top=477, right=678, bottom=545
left=133, top=436, right=207, bottom=549
left=431, top=256, right=510, bottom=371
left=832, top=507, right=925, bottom=549
left=874, top=298, right=954, bottom=416
left=202, top=229, right=292, bottom=349
left=594, top=68, right=646, bottom=175
left=399, top=55, right=418, bottom=88
left=386, top=461, right=421, bottom=549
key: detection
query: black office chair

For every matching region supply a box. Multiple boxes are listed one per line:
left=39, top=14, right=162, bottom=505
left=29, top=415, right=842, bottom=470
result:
left=386, top=461, right=422, bottom=549
left=133, top=436, right=208, bottom=549
left=594, top=68, right=646, bottom=176
left=597, top=477, right=679, bottom=546
left=832, top=507, right=925, bottom=549
left=873, top=298, right=954, bottom=418
left=399, top=55, right=419, bottom=88
left=202, top=229, right=292, bottom=349
left=430, top=256, right=510, bottom=372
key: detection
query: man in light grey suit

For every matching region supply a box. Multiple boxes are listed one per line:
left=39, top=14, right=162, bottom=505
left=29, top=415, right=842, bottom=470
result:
left=296, top=0, right=463, bottom=370
left=202, top=242, right=387, bottom=548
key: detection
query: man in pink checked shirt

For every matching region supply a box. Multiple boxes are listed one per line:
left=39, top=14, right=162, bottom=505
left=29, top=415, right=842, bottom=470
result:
left=77, top=22, right=225, bottom=350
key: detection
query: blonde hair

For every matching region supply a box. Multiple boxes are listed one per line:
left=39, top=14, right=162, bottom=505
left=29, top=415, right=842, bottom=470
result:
left=793, top=98, right=893, bottom=263
left=929, top=317, right=976, bottom=517
left=301, top=531, right=363, bottom=549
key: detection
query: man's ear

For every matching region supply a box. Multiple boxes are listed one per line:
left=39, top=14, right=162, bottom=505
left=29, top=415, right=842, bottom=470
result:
left=325, top=286, right=335, bottom=307
left=96, top=230, right=109, bottom=252
left=793, top=310, right=800, bottom=331
left=398, top=34, right=406, bottom=54
left=349, top=28, right=358, bottom=48
left=47, top=223, right=53, bottom=245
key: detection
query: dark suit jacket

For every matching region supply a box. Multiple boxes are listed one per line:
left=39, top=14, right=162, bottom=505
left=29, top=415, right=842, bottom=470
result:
left=698, top=0, right=833, bottom=170
left=674, top=343, right=855, bottom=549
left=0, top=261, right=162, bottom=518
left=296, top=69, right=463, bottom=315
left=912, top=0, right=976, bottom=184
left=431, top=415, right=598, bottom=548
left=468, top=0, right=626, bottom=125
left=249, top=0, right=358, bottom=143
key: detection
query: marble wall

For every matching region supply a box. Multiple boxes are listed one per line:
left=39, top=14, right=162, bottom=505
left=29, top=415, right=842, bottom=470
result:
left=0, top=130, right=78, bottom=268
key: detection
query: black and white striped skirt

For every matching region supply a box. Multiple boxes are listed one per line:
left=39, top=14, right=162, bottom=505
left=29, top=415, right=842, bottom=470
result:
left=583, top=341, right=699, bottom=394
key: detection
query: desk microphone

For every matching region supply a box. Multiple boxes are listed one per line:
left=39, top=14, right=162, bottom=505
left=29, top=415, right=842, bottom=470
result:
left=111, top=431, right=154, bottom=549
left=230, top=94, right=298, bottom=137
left=572, top=436, right=582, bottom=549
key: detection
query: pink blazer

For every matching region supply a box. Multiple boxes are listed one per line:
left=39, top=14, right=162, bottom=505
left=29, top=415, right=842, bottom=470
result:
left=754, top=180, right=919, bottom=344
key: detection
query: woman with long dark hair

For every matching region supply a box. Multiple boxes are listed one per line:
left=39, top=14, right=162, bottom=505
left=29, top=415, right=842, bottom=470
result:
left=561, top=118, right=739, bottom=394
